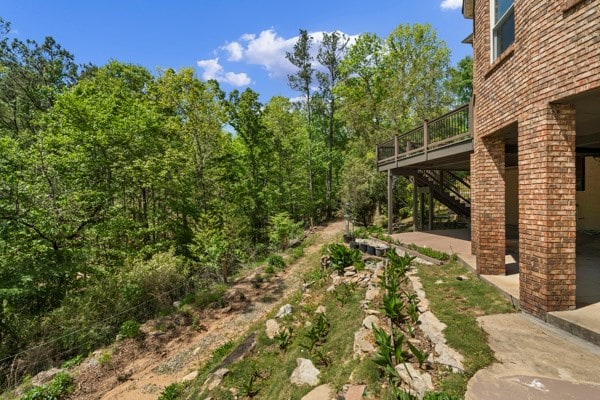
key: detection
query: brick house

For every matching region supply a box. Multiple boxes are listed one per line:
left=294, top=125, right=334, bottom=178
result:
left=377, top=0, right=600, bottom=318
left=465, top=0, right=600, bottom=317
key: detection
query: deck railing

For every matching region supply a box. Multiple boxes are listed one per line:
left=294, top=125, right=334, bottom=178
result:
left=376, top=104, right=471, bottom=166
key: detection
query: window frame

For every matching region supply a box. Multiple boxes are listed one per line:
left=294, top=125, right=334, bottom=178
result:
left=490, top=0, right=515, bottom=61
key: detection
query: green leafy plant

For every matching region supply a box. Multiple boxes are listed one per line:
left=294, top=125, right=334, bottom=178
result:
left=21, top=371, right=74, bottom=400
left=274, top=327, right=293, bottom=352
left=326, top=243, right=364, bottom=273
left=267, top=254, right=286, bottom=270
left=407, top=340, right=427, bottom=369
left=265, top=265, right=275, bottom=275
left=158, top=383, right=185, bottom=400
left=61, top=354, right=83, bottom=369
left=119, top=320, right=143, bottom=339
left=302, top=312, right=330, bottom=352
left=269, top=212, right=303, bottom=249
left=382, top=291, right=406, bottom=325
left=333, top=282, right=356, bottom=306
left=372, top=325, right=396, bottom=377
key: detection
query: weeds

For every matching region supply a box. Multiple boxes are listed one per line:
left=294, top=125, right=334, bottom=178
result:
left=274, top=327, right=293, bottom=352
left=302, top=313, right=330, bottom=352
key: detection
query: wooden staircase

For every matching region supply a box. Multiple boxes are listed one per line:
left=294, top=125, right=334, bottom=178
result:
left=414, top=170, right=470, bottom=218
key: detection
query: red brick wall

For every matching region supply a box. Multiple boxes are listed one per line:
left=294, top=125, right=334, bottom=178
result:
left=470, top=0, right=599, bottom=315
left=518, top=103, right=577, bottom=315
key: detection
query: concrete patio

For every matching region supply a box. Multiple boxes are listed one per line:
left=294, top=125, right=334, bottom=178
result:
left=391, top=229, right=600, bottom=346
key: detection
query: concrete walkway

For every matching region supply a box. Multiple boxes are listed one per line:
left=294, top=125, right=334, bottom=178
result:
left=466, top=313, right=600, bottom=399
left=393, top=229, right=600, bottom=398
left=391, top=230, right=520, bottom=303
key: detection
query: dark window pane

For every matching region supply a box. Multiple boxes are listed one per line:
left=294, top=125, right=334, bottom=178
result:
left=498, top=11, right=515, bottom=54
left=496, top=0, right=514, bottom=22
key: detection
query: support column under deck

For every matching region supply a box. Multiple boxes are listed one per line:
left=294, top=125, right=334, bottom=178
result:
left=518, top=103, right=577, bottom=316
left=473, top=133, right=506, bottom=275
left=387, top=170, right=394, bottom=234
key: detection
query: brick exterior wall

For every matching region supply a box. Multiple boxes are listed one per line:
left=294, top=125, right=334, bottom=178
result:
left=472, top=133, right=506, bottom=274
left=470, top=0, right=600, bottom=316
left=518, top=103, right=577, bottom=315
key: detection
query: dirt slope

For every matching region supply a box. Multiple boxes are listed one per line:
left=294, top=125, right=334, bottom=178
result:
left=70, top=220, right=344, bottom=400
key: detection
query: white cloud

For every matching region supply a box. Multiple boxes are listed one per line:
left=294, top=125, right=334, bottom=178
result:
left=196, top=57, right=252, bottom=87
left=196, top=58, right=223, bottom=80
left=224, top=71, right=251, bottom=86
left=440, top=0, right=462, bottom=10
left=197, top=29, right=359, bottom=88
left=223, top=42, right=243, bottom=61
left=242, top=29, right=298, bottom=78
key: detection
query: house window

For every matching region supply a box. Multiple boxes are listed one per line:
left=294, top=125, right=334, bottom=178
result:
left=492, top=0, right=515, bottom=60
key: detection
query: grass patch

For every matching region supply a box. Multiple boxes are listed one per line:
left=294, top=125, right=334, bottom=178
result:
left=186, top=261, right=372, bottom=399
left=415, top=260, right=516, bottom=395
left=407, top=244, right=450, bottom=261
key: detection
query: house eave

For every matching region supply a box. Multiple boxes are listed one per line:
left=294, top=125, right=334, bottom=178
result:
left=462, top=0, right=474, bottom=19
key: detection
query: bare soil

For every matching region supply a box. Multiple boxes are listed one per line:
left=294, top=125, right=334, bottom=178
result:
left=69, top=221, right=345, bottom=400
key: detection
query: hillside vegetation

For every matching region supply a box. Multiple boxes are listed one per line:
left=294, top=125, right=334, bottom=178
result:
left=0, top=16, right=471, bottom=391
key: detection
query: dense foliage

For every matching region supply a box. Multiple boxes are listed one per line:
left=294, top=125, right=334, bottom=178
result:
left=0, top=17, right=471, bottom=389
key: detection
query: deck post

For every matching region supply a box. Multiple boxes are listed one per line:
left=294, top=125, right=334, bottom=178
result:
left=428, top=184, right=434, bottom=231
left=423, top=120, right=429, bottom=159
left=387, top=170, right=394, bottom=234
left=412, top=175, right=418, bottom=232
left=420, top=192, right=425, bottom=230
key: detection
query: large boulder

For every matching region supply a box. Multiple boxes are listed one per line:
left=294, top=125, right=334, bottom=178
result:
left=290, top=358, right=320, bottom=386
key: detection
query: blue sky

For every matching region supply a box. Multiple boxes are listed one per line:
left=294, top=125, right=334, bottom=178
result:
left=1, top=0, right=471, bottom=101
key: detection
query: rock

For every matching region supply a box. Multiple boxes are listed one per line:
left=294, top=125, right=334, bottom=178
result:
left=181, top=370, right=198, bottom=382
left=419, top=311, right=463, bottom=371
left=362, top=315, right=379, bottom=330
left=365, top=285, right=380, bottom=302
left=315, top=305, right=327, bottom=314
left=344, top=271, right=356, bottom=277
left=365, top=309, right=380, bottom=315
left=344, top=266, right=356, bottom=273
left=203, top=367, right=230, bottom=391
left=301, top=383, right=334, bottom=399
left=31, top=368, right=64, bottom=386
left=290, top=358, right=320, bottom=386
left=276, top=304, right=293, bottom=318
left=434, top=279, right=444, bottom=285
left=395, top=363, right=434, bottom=399
left=172, top=300, right=182, bottom=308
left=326, top=284, right=336, bottom=292
left=345, top=384, right=367, bottom=400
left=217, top=333, right=257, bottom=368
left=353, top=328, right=376, bottom=358
left=266, top=319, right=281, bottom=339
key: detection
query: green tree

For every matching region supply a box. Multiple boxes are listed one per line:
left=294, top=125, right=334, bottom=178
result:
left=228, top=88, right=272, bottom=244
left=447, top=56, right=473, bottom=106
left=286, top=30, right=317, bottom=225
left=262, top=96, right=309, bottom=219
left=316, top=31, right=349, bottom=219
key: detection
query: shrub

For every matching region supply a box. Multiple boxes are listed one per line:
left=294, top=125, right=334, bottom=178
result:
left=269, top=212, right=303, bottom=249
left=118, top=320, right=142, bottom=339
left=267, top=254, right=286, bottom=270
left=326, top=243, right=364, bottom=273
left=21, top=371, right=74, bottom=400
left=158, top=383, right=185, bottom=400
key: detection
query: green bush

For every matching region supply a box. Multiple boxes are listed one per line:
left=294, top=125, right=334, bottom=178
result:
left=20, top=371, right=74, bottom=400
left=119, top=320, right=142, bottom=339
left=326, top=243, right=364, bottom=273
left=158, top=383, right=185, bottom=400
left=267, top=254, right=286, bottom=270
left=269, top=212, right=303, bottom=249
